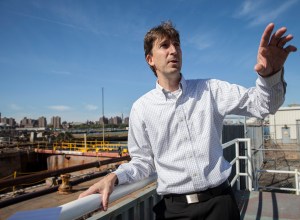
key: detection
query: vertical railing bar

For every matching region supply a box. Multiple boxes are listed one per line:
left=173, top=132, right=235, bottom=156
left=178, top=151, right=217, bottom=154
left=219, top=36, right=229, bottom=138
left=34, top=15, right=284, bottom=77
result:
left=235, top=141, right=240, bottom=190
left=247, top=138, right=253, bottom=191
left=295, top=169, right=299, bottom=195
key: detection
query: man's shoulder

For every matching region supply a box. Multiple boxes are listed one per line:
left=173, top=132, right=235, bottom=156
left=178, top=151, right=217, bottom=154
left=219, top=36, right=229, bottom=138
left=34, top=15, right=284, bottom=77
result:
left=133, top=89, right=157, bottom=106
left=185, top=78, right=228, bottom=87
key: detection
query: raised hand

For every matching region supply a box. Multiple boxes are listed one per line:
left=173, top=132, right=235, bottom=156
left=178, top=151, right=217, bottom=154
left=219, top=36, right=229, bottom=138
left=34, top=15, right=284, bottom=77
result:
left=255, top=23, right=297, bottom=77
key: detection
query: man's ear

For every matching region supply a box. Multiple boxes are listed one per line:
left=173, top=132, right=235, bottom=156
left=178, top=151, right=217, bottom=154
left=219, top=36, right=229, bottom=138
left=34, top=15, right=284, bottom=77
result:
left=146, top=54, right=154, bottom=67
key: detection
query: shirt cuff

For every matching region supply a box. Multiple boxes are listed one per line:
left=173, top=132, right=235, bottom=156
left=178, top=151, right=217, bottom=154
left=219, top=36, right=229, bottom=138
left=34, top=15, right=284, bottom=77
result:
left=113, top=169, right=127, bottom=185
left=256, top=68, right=283, bottom=88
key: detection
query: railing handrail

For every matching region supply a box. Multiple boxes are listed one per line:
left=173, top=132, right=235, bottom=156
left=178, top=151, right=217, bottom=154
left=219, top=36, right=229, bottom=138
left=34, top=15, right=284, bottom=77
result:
left=222, top=138, right=300, bottom=195
left=256, top=168, right=300, bottom=195
left=222, top=138, right=253, bottom=191
left=58, top=174, right=157, bottom=220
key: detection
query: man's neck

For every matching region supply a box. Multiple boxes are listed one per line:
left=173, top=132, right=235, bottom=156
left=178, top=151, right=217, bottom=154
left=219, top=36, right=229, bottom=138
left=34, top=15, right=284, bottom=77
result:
left=157, top=73, right=181, bottom=92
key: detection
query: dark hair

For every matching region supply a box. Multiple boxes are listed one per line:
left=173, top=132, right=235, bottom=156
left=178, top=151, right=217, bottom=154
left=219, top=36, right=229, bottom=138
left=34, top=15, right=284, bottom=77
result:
left=144, top=21, right=180, bottom=75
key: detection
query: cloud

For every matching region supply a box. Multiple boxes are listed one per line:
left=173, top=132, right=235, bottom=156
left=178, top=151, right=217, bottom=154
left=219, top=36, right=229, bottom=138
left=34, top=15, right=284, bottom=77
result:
left=48, top=105, right=71, bottom=111
left=187, top=32, right=214, bottom=50
left=85, top=104, right=98, bottom=111
left=10, top=103, right=22, bottom=111
left=235, top=0, right=298, bottom=26
left=7, top=5, right=108, bottom=36
left=8, top=10, right=89, bottom=32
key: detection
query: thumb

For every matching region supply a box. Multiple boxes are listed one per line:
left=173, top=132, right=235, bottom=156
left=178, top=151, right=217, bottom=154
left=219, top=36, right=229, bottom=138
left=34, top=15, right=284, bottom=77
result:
left=254, top=63, right=264, bottom=74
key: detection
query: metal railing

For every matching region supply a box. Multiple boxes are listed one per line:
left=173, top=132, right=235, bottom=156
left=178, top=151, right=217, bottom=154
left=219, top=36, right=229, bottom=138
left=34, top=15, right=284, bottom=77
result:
left=8, top=138, right=300, bottom=219
left=58, top=174, right=158, bottom=220
left=255, top=169, right=300, bottom=195
left=222, top=138, right=253, bottom=191
left=57, top=138, right=253, bottom=220
left=51, top=141, right=128, bottom=153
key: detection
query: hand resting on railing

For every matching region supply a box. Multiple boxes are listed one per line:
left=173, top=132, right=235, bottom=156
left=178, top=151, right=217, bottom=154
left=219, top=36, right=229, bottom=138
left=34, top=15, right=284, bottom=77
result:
left=78, top=173, right=118, bottom=211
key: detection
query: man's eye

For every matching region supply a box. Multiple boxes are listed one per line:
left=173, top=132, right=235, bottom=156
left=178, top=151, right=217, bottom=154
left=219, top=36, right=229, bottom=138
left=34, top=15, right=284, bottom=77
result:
left=160, top=43, right=168, bottom=48
left=174, top=42, right=180, bottom=47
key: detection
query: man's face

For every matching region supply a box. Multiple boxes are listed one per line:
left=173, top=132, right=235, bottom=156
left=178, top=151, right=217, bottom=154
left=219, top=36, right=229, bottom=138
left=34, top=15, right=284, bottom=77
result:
left=146, top=37, right=182, bottom=78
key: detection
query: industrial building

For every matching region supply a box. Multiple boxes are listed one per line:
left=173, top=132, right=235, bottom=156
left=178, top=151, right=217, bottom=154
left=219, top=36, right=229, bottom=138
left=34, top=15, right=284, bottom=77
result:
left=269, top=106, right=300, bottom=144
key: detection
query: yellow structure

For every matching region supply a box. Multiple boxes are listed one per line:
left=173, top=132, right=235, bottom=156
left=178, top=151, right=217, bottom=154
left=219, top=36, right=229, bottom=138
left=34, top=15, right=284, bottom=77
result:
left=53, top=141, right=128, bottom=154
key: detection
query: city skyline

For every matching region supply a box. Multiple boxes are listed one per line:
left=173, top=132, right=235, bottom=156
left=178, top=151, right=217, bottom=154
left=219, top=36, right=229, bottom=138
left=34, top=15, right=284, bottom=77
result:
left=1, top=0, right=299, bottom=122
left=0, top=113, right=129, bottom=127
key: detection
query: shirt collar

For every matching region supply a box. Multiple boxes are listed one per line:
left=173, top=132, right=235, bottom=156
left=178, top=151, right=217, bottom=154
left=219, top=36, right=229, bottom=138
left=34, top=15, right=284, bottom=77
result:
left=155, top=74, right=187, bottom=100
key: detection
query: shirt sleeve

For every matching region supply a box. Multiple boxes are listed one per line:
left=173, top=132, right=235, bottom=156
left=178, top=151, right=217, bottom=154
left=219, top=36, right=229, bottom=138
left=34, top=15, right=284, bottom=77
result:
left=113, top=104, right=156, bottom=185
left=211, top=68, right=286, bottom=119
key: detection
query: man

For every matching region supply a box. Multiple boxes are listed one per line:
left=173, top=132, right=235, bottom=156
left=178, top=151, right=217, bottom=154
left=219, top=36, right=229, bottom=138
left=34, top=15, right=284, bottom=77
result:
left=79, top=22, right=297, bottom=219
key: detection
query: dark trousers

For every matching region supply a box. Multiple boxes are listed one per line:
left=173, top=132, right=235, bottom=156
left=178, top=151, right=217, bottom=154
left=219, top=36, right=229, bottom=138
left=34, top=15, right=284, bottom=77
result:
left=153, top=186, right=240, bottom=220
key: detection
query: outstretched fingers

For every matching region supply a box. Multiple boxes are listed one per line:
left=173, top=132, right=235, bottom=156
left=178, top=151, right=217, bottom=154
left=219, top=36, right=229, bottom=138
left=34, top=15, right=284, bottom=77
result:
left=259, top=23, right=275, bottom=48
left=101, top=190, right=110, bottom=211
left=276, top=34, right=292, bottom=48
left=78, top=185, right=97, bottom=199
left=284, top=45, right=298, bottom=53
left=269, top=27, right=287, bottom=46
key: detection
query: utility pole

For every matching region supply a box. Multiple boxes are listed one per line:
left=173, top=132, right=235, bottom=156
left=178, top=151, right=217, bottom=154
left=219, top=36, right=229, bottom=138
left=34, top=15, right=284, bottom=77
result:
left=102, top=87, right=105, bottom=144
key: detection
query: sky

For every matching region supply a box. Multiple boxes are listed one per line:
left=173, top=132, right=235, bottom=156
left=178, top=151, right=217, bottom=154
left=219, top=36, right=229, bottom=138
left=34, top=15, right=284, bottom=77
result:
left=0, top=0, right=299, bottom=123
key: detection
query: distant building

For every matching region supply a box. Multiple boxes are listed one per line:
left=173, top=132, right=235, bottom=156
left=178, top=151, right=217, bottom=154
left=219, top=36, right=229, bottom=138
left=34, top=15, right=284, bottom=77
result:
left=1, top=117, right=16, bottom=127
left=38, top=116, right=47, bottom=128
left=112, top=116, right=122, bottom=125
left=269, top=106, right=300, bottom=144
left=99, top=116, right=108, bottom=125
left=20, top=117, right=37, bottom=128
left=51, top=116, right=61, bottom=129
left=108, top=117, right=114, bottom=125
left=124, top=117, right=129, bottom=125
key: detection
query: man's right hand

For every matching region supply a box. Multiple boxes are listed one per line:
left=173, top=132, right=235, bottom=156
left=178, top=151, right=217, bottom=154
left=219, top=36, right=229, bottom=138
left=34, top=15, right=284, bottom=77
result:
left=78, top=173, right=118, bottom=211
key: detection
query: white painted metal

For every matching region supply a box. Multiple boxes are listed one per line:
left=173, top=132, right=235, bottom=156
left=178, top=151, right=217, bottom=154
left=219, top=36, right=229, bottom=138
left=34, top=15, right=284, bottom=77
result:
left=295, top=169, right=299, bottom=195
left=58, top=174, right=157, bottom=220
left=256, top=169, right=300, bottom=195
left=235, top=141, right=240, bottom=190
left=247, top=138, right=253, bottom=191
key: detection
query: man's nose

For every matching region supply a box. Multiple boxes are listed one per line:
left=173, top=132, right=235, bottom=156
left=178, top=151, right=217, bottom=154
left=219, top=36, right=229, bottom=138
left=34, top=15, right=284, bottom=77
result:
left=169, top=44, right=178, bottom=54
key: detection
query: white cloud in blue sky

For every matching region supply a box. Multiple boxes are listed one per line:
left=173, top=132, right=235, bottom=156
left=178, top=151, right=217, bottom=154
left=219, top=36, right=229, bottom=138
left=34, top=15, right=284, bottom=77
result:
left=0, top=0, right=299, bottom=122
left=235, top=0, right=298, bottom=26
left=85, top=104, right=98, bottom=111
left=10, top=104, right=23, bottom=111
left=48, top=105, right=71, bottom=111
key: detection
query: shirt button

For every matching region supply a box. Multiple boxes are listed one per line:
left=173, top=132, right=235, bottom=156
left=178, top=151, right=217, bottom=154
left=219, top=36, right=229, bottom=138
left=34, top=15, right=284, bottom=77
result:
left=193, top=173, right=198, bottom=177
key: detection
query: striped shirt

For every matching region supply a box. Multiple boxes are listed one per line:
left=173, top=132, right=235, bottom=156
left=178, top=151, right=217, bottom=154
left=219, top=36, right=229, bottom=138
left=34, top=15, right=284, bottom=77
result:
left=115, top=70, right=285, bottom=195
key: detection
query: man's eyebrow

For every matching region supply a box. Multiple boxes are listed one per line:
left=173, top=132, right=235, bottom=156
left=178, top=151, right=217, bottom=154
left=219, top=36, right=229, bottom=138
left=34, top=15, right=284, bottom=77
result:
left=158, top=38, right=169, bottom=44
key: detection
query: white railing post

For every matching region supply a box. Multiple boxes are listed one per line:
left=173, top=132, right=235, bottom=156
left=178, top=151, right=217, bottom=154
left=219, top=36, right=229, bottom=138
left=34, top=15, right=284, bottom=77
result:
left=295, top=169, right=299, bottom=195
left=247, top=138, right=253, bottom=191
left=235, top=141, right=240, bottom=190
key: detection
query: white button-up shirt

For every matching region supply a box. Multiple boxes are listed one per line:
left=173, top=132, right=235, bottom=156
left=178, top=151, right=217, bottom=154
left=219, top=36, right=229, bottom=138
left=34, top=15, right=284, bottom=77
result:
left=115, top=70, right=285, bottom=195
